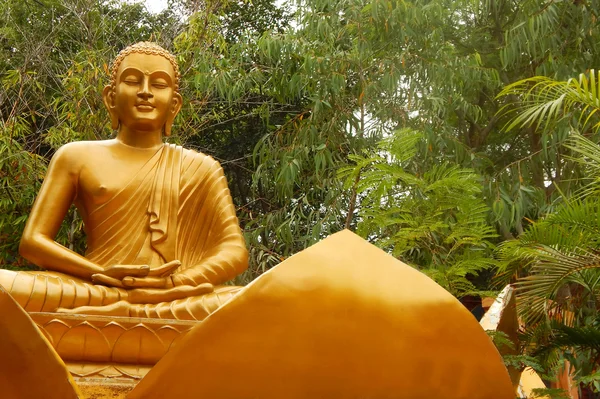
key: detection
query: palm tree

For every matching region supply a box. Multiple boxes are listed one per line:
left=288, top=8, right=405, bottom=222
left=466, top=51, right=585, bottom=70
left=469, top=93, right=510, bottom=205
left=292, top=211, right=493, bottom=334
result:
left=497, top=72, right=600, bottom=396
left=498, top=70, right=600, bottom=134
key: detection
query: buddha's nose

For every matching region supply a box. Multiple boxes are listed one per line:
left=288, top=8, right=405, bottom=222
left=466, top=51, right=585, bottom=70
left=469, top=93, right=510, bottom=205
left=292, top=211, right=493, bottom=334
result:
left=138, top=80, right=153, bottom=99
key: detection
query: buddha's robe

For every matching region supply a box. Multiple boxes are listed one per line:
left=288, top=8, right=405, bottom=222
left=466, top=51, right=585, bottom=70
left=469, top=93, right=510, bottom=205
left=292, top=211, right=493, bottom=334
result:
left=0, top=144, right=248, bottom=320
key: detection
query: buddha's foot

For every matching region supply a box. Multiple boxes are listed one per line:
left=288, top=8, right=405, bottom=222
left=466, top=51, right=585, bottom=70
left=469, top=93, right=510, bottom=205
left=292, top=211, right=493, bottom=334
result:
left=57, top=300, right=131, bottom=317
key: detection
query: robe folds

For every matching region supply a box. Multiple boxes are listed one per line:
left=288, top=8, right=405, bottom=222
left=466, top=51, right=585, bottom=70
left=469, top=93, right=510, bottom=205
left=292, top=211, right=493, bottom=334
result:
left=0, top=144, right=248, bottom=320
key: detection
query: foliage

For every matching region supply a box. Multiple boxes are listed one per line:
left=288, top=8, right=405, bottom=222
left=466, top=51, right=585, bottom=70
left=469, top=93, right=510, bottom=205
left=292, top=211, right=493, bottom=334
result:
left=0, top=129, right=45, bottom=265
left=173, top=0, right=421, bottom=279
left=529, top=388, right=570, bottom=399
left=487, top=330, right=544, bottom=373
left=496, top=198, right=600, bottom=284
left=525, top=318, right=600, bottom=395
left=507, top=220, right=600, bottom=394
left=498, top=70, right=600, bottom=134
left=409, top=0, right=600, bottom=240
left=498, top=80, right=600, bottom=395
left=341, top=128, right=499, bottom=296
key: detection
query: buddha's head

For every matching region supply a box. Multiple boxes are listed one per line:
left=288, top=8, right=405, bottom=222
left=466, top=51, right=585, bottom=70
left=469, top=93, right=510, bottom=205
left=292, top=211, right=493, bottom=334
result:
left=103, top=42, right=183, bottom=136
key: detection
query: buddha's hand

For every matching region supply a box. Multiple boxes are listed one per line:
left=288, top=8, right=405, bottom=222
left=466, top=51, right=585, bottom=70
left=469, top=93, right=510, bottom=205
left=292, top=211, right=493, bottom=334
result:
left=127, top=283, right=215, bottom=304
left=121, top=260, right=183, bottom=288
left=91, top=260, right=180, bottom=288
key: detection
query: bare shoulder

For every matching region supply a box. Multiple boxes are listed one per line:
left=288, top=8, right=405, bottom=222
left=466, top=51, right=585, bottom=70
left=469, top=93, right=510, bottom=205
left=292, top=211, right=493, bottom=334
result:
left=51, top=140, right=113, bottom=173
left=55, top=140, right=110, bottom=155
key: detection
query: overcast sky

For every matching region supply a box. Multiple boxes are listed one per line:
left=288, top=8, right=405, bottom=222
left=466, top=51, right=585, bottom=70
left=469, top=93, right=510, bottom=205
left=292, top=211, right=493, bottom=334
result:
left=128, top=0, right=168, bottom=13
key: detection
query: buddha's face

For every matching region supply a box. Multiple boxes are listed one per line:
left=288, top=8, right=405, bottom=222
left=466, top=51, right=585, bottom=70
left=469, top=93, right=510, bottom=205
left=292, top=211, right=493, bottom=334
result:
left=104, top=52, right=182, bottom=134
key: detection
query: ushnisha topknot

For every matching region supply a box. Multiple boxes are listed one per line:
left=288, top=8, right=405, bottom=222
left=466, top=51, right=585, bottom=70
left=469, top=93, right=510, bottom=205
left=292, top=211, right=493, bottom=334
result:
left=110, top=42, right=180, bottom=92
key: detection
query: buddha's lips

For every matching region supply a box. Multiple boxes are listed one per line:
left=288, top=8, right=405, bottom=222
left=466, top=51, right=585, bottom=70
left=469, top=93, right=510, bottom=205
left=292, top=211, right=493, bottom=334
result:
left=136, top=103, right=155, bottom=111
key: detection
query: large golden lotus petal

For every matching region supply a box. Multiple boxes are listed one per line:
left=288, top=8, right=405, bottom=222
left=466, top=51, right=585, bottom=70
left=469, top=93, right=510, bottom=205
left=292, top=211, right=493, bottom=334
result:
left=0, top=285, right=81, bottom=399
left=57, top=321, right=111, bottom=362
left=130, top=230, right=513, bottom=399
left=112, top=324, right=165, bottom=364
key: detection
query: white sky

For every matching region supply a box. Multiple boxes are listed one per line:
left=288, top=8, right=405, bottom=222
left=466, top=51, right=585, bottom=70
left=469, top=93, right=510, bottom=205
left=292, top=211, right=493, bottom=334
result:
left=128, top=0, right=168, bottom=13
left=145, top=0, right=168, bottom=13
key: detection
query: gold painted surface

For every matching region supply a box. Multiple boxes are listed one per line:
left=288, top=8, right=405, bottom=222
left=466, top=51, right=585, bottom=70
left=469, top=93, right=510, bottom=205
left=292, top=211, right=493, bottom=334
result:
left=0, top=42, right=248, bottom=323
left=30, top=313, right=198, bottom=364
left=0, top=286, right=81, bottom=399
left=518, top=367, right=551, bottom=399
left=67, top=362, right=152, bottom=380
left=130, top=230, right=514, bottom=399
left=479, top=285, right=522, bottom=388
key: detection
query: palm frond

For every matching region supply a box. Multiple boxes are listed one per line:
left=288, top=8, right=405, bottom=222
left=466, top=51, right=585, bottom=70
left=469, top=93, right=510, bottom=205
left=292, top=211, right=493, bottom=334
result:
left=498, top=70, right=600, bottom=132
left=516, top=246, right=600, bottom=325
left=565, top=133, right=600, bottom=198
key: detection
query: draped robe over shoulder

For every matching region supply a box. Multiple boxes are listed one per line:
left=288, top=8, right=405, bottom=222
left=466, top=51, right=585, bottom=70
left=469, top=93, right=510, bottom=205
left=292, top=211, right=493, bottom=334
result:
left=0, top=144, right=248, bottom=320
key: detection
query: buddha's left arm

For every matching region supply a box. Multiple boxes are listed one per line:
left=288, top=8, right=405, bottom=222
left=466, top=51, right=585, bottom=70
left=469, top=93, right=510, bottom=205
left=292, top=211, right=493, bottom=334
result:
left=172, top=156, right=249, bottom=287
left=173, top=231, right=248, bottom=287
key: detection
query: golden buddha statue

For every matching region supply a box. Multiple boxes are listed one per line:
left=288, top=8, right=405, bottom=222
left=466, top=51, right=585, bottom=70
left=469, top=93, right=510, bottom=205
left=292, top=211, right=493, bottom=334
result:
left=0, top=42, right=516, bottom=399
left=0, top=42, right=247, bottom=321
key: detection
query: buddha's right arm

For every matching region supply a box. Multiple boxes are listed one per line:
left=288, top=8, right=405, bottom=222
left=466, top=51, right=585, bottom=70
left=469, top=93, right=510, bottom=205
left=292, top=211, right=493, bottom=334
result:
left=19, top=143, right=104, bottom=281
left=19, top=235, right=104, bottom=280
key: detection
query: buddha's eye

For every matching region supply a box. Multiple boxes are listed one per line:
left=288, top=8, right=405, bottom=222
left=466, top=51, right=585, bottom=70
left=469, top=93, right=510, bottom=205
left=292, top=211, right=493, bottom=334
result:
left=123, top=78, right=140, bottom=85
left=152, top=80, right=169, bottom=89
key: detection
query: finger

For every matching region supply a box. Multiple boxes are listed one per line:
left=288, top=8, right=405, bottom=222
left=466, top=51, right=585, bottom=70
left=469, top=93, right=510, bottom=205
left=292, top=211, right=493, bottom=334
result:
left=149, top=260, right=181, bottom=277
left=118, top=265, right=150, bottom=277
left=106, top=265, right=150, bottom=279
left=128, top=265, right=151, bottom=277
left=91, top=274, right=125, bottom=288
left=129, top=283, right=214, bottom=304
left=167, top=283, right=214, bottom=298
left=186, top=283, right=214, bottom=296
left=170, top=273, right=189, bottom=287
left=122, top=276, right=166, bottom=288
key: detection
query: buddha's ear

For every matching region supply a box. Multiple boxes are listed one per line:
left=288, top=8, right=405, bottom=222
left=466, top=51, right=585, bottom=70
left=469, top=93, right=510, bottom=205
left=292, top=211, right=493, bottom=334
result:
left=102, top=85, right=119, bottom=130
left=164, top=92, right=183, bottom=137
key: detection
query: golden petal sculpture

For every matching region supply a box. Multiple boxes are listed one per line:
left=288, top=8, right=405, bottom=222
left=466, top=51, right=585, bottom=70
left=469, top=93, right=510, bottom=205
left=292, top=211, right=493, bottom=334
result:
left=129, top=230, right=514, bottom=399
left=479, top=285, right=522, bottom=388
left=0, top=285, right=81, bottom=399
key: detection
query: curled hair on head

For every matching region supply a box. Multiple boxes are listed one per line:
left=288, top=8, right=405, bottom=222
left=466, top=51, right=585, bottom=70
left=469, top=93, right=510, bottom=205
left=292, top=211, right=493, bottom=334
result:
left=110, top=42, right=180, bottom=92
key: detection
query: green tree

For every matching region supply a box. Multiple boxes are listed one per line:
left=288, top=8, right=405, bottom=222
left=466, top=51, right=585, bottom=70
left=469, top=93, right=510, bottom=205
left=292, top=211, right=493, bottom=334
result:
left=175, top=0, right=425, bottom=279
left=497, top=71, right=600, bottom=395
left=342, top=128, right=499, bottom=297
left=391, top=0, right=600, bottom=239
